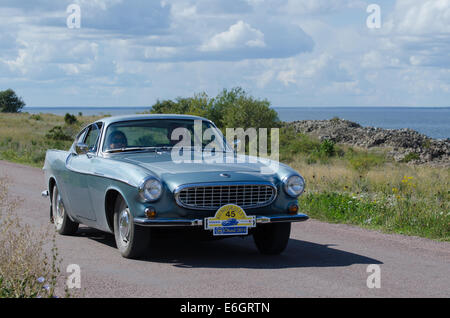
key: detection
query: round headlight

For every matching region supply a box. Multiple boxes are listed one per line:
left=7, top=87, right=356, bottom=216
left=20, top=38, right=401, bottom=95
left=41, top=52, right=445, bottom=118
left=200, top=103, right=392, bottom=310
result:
left=283, top=175, right=305, bottom=197
left=139, top=177, right=162, bottom=202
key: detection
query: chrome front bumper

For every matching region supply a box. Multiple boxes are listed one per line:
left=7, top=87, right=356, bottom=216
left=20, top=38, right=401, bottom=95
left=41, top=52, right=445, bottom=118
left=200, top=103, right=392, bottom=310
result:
left=134, top=213, right=309, bottom=227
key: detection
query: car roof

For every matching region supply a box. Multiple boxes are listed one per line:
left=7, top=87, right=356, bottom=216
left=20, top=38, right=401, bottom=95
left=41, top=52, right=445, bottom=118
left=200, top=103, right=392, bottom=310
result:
left=98, top=114, right=212, bottom=126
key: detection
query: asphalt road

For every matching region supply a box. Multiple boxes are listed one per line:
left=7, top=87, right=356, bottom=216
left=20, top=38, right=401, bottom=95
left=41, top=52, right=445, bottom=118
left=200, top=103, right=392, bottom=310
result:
left=1, top=160, right=449, bottom=298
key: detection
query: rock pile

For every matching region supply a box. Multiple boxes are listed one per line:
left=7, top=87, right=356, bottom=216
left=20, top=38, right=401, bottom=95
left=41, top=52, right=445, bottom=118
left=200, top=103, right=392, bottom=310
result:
left=288, top=118, right=450, bottom=166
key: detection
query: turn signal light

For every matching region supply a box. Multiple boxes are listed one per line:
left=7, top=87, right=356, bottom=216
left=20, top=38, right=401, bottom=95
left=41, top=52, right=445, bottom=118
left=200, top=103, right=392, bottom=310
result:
left=145, top=207, right=156, bottom=219
left=288, top=204, right=299, bottom=215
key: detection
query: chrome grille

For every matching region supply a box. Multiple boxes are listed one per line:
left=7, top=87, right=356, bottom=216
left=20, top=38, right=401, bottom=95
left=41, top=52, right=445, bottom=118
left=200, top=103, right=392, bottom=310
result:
left=175, top=183, right=277, bottom=210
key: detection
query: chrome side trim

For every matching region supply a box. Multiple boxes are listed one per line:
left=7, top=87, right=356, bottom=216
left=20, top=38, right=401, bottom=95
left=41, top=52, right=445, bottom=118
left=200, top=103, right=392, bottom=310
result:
left=173, top=181, right=278, bottom=211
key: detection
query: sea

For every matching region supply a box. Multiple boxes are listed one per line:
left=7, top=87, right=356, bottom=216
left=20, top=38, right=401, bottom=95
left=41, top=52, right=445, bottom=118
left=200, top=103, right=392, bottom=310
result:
left=22, top=106, right=450, bottom=140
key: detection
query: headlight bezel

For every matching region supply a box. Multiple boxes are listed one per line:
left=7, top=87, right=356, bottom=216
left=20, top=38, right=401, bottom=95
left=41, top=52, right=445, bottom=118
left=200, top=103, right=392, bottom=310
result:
left=138, top=176, right=162, bottom=202
left=282, top=174, right=305, bottom=198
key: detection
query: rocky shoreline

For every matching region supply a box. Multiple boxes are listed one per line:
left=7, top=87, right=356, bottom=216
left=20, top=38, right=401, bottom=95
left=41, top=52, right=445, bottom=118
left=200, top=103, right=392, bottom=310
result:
left=287, top=118, right=450, bottom=167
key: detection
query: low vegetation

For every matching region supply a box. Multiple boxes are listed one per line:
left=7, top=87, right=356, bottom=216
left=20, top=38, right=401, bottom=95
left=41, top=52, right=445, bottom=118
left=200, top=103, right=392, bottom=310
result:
left=0, top=177, right=66, bottom=298
left=293, top=160, right=449, bottom=241
left=0, top=112, right=101, bottom=167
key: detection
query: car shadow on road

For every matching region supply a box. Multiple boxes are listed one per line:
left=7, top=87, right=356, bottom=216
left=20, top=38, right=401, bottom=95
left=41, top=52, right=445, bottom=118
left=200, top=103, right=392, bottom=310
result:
left=76, top=227, right=382, bottom=269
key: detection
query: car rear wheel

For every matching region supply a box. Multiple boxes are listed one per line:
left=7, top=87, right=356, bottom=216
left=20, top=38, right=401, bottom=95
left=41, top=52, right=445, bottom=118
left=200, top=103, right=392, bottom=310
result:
left=52, top=185, right=79, bottom=235
left=253, top=222, right=291, bottom=255
left=113, top=196, right=150, bottom=259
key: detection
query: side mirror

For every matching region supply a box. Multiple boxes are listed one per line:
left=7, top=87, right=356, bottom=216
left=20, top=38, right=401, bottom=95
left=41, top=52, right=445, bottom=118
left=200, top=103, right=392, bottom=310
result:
left=75, top=143, right=89, bottom=155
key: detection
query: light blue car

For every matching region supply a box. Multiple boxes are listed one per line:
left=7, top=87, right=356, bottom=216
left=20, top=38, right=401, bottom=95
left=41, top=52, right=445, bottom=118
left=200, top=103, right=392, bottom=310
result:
left=42, top=114, right=308, bottom=258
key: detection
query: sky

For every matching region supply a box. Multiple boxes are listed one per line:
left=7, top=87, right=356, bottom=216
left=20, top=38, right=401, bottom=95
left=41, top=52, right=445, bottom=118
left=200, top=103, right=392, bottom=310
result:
left=0, top=0, right=449, bottom=107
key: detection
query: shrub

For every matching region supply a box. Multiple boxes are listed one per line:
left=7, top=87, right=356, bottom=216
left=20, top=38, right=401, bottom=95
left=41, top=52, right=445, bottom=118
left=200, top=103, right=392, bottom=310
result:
left=279, top=127, right=321, bottom=162
left=319, top=139, right=335, bottom=157
left=346, top=149, right=385, bottom=173
left=30, top=114, right=42, bottom=121
left=401, top=152, right=420, bottom=163
left=45, top=126, right=72, bottom=141
left=150, top=87, right=280, bottom=131
left=64, top=113, right=78, bottom=125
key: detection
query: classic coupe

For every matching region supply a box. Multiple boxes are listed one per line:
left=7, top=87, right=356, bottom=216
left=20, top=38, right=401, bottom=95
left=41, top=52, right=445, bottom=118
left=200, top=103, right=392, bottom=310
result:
left=42, top=114, right=308, bottom=258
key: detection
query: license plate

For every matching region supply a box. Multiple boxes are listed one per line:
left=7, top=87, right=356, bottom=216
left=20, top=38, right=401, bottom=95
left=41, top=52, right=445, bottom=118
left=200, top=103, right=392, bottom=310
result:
left=205, top=204, right=256, bottom=236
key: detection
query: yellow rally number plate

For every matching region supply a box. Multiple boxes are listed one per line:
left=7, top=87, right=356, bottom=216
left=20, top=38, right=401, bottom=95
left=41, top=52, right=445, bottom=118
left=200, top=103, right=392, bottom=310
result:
left=205, top=204, right=256, bottom=236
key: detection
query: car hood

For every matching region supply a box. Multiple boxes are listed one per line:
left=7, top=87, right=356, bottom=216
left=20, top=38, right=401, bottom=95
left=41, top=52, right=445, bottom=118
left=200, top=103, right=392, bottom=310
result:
left=113, top=151, right=282, bottom=190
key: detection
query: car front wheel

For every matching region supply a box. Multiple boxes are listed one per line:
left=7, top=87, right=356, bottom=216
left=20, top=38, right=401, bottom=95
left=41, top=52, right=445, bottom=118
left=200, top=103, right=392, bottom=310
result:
left=113, top=197, right=150, bottom=259
left=253, top=222, right=291, bottom=255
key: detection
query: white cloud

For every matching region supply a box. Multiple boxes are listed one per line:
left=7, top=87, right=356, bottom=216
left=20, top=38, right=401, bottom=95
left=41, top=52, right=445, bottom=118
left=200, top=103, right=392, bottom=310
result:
left=279, top=0, right=366, bottom=15
left=393, top=0, right=450, bottom=34
left=200, top=21, right=266, bottom=51
left=277, top=70, right=296, bottom=86
left=380, top=0, right=450, bottom=68
left=1, top=0, right=449, bottom=107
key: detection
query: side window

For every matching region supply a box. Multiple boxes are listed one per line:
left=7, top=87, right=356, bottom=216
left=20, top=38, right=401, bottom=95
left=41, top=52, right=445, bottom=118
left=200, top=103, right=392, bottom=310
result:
left=84, top=123, right=102, bottom=153
left=76, top=129, right=88, bottom=145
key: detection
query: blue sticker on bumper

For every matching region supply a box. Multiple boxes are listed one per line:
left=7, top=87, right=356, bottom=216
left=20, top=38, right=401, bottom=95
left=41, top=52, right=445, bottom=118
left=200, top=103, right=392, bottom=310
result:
left=213, top=226, right=248, bottom=236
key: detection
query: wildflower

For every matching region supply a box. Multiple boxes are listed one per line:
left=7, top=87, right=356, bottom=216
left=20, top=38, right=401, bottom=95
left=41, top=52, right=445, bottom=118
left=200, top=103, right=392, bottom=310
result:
left=43, top=284, right=50, bottom=292
left=37, top=277, right=45, bottom=284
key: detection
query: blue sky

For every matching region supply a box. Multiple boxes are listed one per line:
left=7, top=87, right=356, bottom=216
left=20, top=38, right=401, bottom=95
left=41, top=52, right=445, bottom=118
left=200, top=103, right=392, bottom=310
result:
left=0, top=0, right=449, bottom=107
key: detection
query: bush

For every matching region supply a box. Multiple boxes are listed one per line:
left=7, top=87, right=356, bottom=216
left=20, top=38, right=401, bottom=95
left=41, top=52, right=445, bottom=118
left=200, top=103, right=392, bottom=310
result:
left=319, top=139, right=335, bottom=157
left=64, top=113, right=78, bottom=125
left=150, top=87, right=280, bottom=130
left=401, top=152, right=420, bottom=163
left=30, top=114, right=42, bottom=121
left=45, top=126, right=72, bottom=141
left=346, top=149, right=385, bottom=173
left=279, top=127, right=320, bottom=162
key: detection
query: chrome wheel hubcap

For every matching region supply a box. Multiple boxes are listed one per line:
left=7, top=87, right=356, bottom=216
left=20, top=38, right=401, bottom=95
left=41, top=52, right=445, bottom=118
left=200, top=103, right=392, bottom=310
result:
left=118, top=208, right=131, bottom=244
left=55, top=193, right=64, bottom=228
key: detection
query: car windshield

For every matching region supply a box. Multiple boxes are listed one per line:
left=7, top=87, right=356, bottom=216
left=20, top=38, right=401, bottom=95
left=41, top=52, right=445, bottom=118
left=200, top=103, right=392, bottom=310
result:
left=103, top=119, right=231, bottom=153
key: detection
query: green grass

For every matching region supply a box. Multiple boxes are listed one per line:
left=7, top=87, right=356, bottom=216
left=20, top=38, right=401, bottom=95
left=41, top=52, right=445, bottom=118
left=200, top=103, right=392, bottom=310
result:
left=0, top=112, right=101, bottom=167
left=298, top=191, right=449, bottom=241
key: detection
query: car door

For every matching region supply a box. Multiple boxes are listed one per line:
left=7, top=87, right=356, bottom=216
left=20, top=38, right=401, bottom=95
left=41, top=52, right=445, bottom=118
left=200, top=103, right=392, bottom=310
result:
left=65, top=123, right=102, bottom=221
